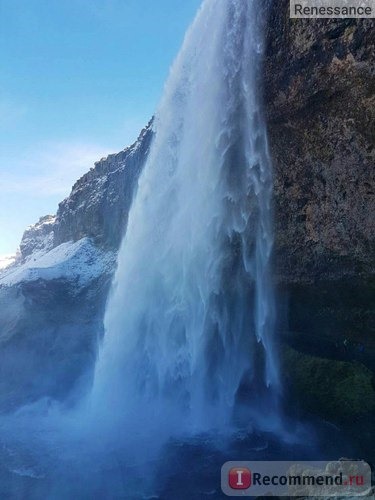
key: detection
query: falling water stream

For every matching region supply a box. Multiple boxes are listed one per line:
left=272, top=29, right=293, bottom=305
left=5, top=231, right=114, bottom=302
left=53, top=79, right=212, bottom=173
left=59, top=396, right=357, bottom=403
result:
left=92, top=0, right=281, bottom=435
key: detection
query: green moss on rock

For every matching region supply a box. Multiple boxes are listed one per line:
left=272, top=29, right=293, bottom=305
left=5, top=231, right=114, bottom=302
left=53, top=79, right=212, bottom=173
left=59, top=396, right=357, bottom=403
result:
left=283, top=346, right=375, bottom=422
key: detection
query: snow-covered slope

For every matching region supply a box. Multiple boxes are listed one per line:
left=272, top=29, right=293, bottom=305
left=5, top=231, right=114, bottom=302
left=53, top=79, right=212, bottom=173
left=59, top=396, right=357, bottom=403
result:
left=0, top=238, right=115, bottom=289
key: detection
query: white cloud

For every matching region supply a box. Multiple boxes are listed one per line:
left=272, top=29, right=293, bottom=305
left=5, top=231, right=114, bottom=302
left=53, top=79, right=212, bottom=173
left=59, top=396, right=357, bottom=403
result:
left=0, top=254, right=16, bottom=270
left=0, top=141, right=115, bottom=197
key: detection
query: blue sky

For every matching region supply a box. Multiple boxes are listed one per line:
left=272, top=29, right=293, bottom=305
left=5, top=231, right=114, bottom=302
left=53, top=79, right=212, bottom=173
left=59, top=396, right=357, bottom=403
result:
left=0, top=0, right=201, bottom=255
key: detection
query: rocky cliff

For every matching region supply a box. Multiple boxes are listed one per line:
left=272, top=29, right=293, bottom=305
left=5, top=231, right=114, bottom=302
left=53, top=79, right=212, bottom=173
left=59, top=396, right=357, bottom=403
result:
left=265, top=4, right=374, bottom=284
left=15, top=120, right=153, bottom=263
left=264, top=2, right=374, bottom=351
left=53, top=121, right=153, bottom=250
left=264, top=2, right=374, bottom=433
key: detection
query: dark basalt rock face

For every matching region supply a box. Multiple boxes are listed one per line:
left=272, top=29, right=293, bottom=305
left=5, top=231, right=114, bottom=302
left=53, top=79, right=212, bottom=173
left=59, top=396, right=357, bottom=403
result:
left=264, top=2, right=374, bottom=285
left=264, top=1, right=375, bottom=424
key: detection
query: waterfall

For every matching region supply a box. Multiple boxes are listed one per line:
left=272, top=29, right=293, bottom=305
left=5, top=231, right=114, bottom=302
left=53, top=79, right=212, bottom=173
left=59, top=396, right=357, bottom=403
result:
left=92, top=0, right=280, bottom=435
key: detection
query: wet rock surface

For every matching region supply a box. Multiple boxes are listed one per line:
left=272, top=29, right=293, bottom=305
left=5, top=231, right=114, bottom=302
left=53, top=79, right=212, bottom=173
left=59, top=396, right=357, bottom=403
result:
left=264, top=2, right=375, bottom=284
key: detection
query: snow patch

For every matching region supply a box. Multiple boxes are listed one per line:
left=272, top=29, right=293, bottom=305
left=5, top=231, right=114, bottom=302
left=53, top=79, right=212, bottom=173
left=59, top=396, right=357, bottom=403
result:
left=0, top=238, right=115, bottom=288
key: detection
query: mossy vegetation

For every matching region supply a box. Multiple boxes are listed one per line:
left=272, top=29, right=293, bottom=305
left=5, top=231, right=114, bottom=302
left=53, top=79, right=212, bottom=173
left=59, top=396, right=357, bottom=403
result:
left=283, top=346, right=375, bottom=422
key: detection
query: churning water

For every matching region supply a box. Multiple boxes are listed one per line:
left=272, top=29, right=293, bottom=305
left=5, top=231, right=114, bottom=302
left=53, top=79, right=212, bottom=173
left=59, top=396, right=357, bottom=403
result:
left=92, top=0, right=281, bottom=436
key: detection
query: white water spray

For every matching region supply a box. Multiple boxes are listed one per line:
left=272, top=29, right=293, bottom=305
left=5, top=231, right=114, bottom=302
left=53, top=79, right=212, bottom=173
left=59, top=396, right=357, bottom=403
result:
left=92, top=0, right=280, bottom=434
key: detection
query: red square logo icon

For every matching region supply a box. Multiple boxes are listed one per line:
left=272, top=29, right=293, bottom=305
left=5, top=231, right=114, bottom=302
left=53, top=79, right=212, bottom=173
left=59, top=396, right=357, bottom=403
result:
left=228, top=467, right=251, bottom=489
